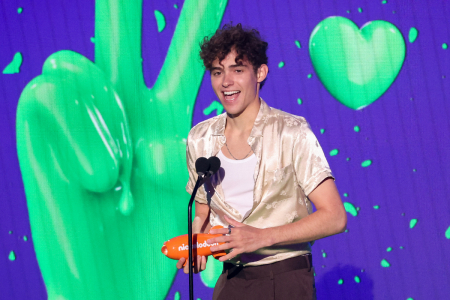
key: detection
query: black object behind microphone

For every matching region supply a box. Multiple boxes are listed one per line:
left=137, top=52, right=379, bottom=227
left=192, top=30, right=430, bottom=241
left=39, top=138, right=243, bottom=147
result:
left=195, top=157, right=210, bottom=176
left=207, top=156, right=221, bottom=175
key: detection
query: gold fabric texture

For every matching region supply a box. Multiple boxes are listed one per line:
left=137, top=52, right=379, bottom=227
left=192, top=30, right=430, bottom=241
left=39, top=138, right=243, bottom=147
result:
left=186, top=99, right=335, bottom=266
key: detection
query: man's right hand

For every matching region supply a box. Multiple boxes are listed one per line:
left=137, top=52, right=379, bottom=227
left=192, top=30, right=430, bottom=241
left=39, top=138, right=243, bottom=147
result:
left=176, top=256, right=208, bottom=274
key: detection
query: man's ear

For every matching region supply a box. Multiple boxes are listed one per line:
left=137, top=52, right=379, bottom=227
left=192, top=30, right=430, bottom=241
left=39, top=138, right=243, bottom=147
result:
left=256, top=64, right=269, bottom=83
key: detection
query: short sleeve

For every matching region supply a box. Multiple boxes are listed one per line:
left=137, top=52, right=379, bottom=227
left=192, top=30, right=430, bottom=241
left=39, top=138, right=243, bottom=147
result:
left=293, top=120, right=335, bottom=196
left=185, top=135, right=208, bottom=204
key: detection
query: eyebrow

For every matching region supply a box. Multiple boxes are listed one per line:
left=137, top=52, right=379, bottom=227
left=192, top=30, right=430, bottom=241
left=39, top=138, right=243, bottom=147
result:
left=209, top=64, right=249, bottom=72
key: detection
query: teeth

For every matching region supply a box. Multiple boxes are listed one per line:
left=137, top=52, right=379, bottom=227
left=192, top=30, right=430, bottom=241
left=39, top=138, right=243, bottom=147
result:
left=224, top=91, right=240, bottom=95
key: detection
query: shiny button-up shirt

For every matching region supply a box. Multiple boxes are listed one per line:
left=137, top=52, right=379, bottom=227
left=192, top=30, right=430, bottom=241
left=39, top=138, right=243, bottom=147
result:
left=186, top=98, right=334, bottom=266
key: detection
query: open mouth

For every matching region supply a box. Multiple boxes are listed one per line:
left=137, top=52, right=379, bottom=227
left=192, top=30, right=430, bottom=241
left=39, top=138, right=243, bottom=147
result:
left=223, top=90, right=241, bottom=101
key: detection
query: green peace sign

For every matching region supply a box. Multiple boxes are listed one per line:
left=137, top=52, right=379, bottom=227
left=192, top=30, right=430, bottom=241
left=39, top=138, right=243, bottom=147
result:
left=16, top=0, right=227, bottom=299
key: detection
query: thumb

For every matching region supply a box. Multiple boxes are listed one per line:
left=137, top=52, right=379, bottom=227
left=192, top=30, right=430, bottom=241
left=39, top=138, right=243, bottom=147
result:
left=224, top=214, right=244, bottom=227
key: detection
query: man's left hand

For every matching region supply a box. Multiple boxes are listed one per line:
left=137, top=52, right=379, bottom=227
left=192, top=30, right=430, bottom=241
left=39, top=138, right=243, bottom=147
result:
left=206, top=215, right=271, bottom=262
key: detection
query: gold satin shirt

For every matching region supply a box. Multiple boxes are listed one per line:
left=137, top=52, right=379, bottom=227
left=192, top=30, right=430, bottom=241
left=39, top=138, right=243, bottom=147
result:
left=186, top=99, right=335, bottom=266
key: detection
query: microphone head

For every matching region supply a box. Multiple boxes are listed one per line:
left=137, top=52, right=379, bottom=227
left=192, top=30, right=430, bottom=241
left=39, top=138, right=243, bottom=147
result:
left=195, top=157, right=210, bottom=176
left=208, top=156, right=221, bottom=175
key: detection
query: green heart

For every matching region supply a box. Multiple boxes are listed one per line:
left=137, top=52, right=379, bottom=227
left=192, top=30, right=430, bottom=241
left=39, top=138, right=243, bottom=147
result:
left=309, top=17, right=405, bottom=110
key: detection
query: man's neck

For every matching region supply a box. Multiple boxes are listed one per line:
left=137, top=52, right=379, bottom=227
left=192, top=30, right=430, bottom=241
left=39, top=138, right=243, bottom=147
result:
left=225, top=97, right=261, bottom=136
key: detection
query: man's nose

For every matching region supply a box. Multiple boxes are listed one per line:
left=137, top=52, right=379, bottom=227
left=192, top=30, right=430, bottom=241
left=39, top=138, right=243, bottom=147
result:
left=222, top=72, right=233, bottom=87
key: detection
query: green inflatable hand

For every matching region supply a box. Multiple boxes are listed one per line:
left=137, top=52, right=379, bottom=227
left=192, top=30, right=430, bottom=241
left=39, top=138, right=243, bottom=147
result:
left=309, top=16, right=405, bottom=110
left=16, top=1, right=227, bottom=299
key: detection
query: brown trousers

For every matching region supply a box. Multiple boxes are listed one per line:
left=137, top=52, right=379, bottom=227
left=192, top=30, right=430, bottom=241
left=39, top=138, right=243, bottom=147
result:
left=213, top=254, right=316, bottom=300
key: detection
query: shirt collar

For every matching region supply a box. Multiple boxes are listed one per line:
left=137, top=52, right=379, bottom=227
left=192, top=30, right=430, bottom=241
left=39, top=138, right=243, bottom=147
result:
left=212, top=97, right=268, bottom=137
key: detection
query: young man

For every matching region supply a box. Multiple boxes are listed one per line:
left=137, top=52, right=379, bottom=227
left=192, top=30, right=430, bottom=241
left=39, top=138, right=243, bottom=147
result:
left=177, top=24, right=347, bottom=299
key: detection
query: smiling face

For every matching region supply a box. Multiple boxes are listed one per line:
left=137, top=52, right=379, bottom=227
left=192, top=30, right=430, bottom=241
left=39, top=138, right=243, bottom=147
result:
left=210, top=49, right=267, bottom=118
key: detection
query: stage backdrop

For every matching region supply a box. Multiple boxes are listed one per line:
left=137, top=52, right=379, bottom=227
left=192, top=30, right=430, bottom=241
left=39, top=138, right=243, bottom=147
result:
left=1, top=0, right=449, bottom=299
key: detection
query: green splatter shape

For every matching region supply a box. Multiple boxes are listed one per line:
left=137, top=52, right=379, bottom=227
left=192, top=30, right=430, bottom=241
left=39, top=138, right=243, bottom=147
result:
left=295, top=40, right=301, bottom=48
left=297, top=98, right=303, bottom=105
left=174, top=291, right=180, bottom=300
left=203, top=100, right=224, bottom=116
left=346, top=10, right=350, bottom=13
left=90, top=37, right=95, bottom=43
left=307, top=73, right=312, bottom=78
left=18, top=7, right=23, bottom=14
left=320, top=129, right=325, bottom=134
left=343, top=193, right=348, bottom=197
left=373, top=205, right=379, bottom=209
left=9, top=231, right=12, bottom=234
left=443, top=43, right=448, bottom=50
left=413, top=169, right=416, bottom=172
left=322, top=252, right=327, bottom=258
left=381, top=259, right=390, bottom=267
left=410, top=219, right=418, bottom=229
left=330, top=149, right=339, bottom=156
left=386, top=247, right=392, bottom=252
left=174, top=4, right=178, bottom=9
left=382, top=0, right=387, bottom=4
left=344, top=202, right=358, bottom=216
left=361, top=160, right=372, bottom=167
left=409, top=28, right=418, bottom=43
left=354, top=125, right=360, bottom=132
left=154, top=10, right=166, bottom=32
left=278, top=61, right=285, bottom=68
left=358, top=7, right=363, bottom=13
left=346, top=157, right=350, bottom=161
left=200, top=257, right=222, bottom=288
left=406, top=298, right=414, bottom=300
left=23, top=236, right=28, bottom=241
left=445, top=226, right=450, bottom=239
left=338, top=279, right=344, bottom=285
left=400, top=246, right=404, bottom=249
left=354, top=276, right=360, bottom=283
left=3, top=52, right=23, bottom=74
left=8, top=251, right=16, bottom=261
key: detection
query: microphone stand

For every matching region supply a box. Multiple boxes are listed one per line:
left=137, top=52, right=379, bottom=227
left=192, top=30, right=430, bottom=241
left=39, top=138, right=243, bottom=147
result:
left=188, top=174, right=205, bottom=300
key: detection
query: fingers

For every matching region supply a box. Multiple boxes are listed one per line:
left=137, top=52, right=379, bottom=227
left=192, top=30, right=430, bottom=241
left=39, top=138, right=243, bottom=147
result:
left=209, top=228, right=230, bottom=235
left=207, top=235, right=233, bottom=245
left=180, top=255, right=208, bottom=274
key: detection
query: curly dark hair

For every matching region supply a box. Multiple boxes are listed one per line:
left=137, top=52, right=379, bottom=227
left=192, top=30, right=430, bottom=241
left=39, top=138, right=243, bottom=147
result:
left=200, top=23, right=269, bottom=89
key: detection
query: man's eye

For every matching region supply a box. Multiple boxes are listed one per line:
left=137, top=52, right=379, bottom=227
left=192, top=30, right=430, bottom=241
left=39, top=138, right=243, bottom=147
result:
left=236, top=69, right=243, bottom=73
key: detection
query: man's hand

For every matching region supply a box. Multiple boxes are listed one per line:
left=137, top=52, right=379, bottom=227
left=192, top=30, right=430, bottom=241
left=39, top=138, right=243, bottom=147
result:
left=207, top=215, right=271, bottom=262
left=176, top=256, right=208, bottom=274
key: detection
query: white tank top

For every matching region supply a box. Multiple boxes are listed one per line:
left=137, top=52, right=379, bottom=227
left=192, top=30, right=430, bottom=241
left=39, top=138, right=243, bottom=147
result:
left=216, top=149, right=257, bottom=220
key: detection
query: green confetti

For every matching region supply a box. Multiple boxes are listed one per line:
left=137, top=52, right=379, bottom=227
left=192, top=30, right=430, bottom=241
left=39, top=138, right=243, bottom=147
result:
left=346, top=10, right=350, bottom=13
left=3, top=52, right=23, bottom=74
left=338, top=279, right=344, bottom=285
left=345, top=229, right=349, bottom=232
left=322, top=252, right=327, bottom=258
left=330, top=149, right=339, bottom=156
left=410, top=219, right=418, bottom=229
left=382, top=0, right=387, bottom=4
left=90, top=37, right=95, bottom=43
left=23, top=236, right=28, bottom=241
left=358, top=7, right=363, bottom=13
left=320, top=129, right=325, bottom=134
left=354, top=276, right=361, bottom=283
left=8, top=251, right=16, bottom=261
left=18, top=7, right=23, bottom=14
left=413, top=169, right=416, bottom=172
left=174, top=4, right=178, bottom=9
left=203, top=101, right=224, bottom=116
left=361, top=160, right=372, bottom=167
left=174, top=291, right=180, bottom=300
left=346, top=157, right=350, bottom=161
left=8, top=231, right=12, bottom=234
left=374, top=205, right=379, bottom=209
left=386, top=247, right=392, bottom=252
left=343, top=193, right=348, bottom=197
left=307, top=73, right=313, bottom=78
left=406, top=298, right=414, bottom=300
left=295, top=40, right=301, bottom=48
left=445, top=226, right=450, bottom=239
left=400, top=246, right=404, bottom=249
left=297, top=98, right=303, bottom=105
left=443, top=43, right=448, bottom=50
left=408, top=28, right=418, bottom=43
left=354, top=125, right=360, bottom=132
left=381, top=259, right=390, bottom=267
left=344, top=202, right=358, bottom=216
left=154, top=10, right=166, bottom=32
left=278, top=61, right=285, bottom=68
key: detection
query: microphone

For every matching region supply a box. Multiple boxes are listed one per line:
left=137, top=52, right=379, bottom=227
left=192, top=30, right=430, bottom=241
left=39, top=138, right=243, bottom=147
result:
left=195, top=157, right=210, bottom=176
left=206, top=156, right=221, bottom=177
